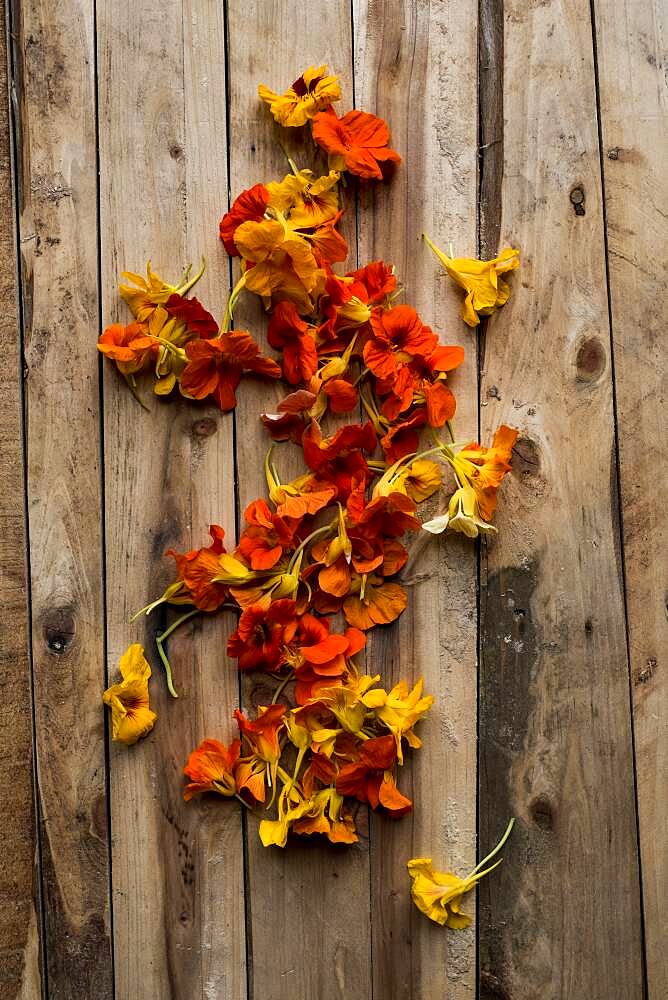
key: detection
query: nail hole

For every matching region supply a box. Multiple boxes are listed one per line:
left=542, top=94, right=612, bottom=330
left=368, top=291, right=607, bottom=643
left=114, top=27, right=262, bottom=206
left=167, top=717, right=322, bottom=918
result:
left=570, top=186, right=586, bottom=215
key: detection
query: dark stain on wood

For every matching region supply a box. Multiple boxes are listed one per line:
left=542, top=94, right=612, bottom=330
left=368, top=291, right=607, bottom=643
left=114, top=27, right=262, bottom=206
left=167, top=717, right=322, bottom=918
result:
left=479, top=559, right=539, bottom=992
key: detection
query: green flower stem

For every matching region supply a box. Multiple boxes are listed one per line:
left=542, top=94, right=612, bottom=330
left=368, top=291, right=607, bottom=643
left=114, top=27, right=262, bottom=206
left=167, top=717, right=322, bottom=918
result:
left=470, top=817, right=515, bottom=876
left=155, top=609, right=199, bottom=698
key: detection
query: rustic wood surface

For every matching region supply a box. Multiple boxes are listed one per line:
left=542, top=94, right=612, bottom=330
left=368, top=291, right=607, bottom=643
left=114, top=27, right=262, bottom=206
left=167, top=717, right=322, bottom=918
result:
left=1, top=0, right=664, bottom=998
left=594, top=2, right=668, bottom=996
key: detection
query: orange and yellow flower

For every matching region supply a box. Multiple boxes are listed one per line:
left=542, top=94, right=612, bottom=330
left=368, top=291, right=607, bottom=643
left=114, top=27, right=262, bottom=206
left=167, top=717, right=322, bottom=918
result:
left=258, top=66, right=341, bottom=127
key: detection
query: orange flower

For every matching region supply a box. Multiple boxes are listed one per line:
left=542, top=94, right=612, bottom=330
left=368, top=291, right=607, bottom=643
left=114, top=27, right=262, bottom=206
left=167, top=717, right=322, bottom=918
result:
left=183, top=738, right=241, bottom=800
left=258, top=65, right=341, bottom=127
left=343, top=577, right=408, bottom=631
left=236, top=499, right=297, bottom=570
left=181, top=330, right=280, bottom=411
left=220, top=183, right=270, bottom=256
left=312, top=108, right=401, bottom=180
left=97, top=321, right=156, bottom=375
left=335, top=734, right=412, bottom=815
left=166, top=524, right=229, bottom=612
left=291, top=788, right=358, bottom=844
left=235, top=219, right=323, bottom=315
left=234, top=704, right=286, bottom=800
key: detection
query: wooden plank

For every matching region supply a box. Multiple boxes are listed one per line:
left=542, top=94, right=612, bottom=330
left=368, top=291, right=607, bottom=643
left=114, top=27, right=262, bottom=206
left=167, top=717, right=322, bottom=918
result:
left=98, top=1, right=245, bottom=996
left=593, top=1, right=668, bottom=994
left=225, top=5, right=373, bottom=997
left=12, top=0, right=113, bottom=994
left=0, top=2, right=42, bottom=996
left=477, top=2, right=645, bottom=997
left=352, top=2, right=479, bottom=997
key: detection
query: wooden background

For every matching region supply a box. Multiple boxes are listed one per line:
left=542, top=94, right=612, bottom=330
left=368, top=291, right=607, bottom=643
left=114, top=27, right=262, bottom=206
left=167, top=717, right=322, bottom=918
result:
left=1, top=0, right=665, bottom=997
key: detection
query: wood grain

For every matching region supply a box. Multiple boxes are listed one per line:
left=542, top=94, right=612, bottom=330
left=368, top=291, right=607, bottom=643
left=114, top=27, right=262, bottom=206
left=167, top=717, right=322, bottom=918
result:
left=478, top=1, right=645, bottom=997
left=353, top=2, right=479, bottom=996
left=13, top=0, right=113, bottom=994
left=98, top=1, right=245, bottom=996
left=593, top=1, right=668, bottom=994
left=225, top=4, right=373, bottom=997
left=0, top=2, right=42, bottom=996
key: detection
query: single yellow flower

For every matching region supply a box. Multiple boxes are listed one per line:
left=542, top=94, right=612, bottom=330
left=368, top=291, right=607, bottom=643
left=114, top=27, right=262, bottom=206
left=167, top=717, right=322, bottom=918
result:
left=266, top=169, right=340, bottom=229
left=422, top=484, right=496, bottom=539
left=258, top=66, right=341, bottom=127
left=423, top=234, right=520, bottom=327
left=363, top=677, right=434, bottom=763
left=407, top=819, right=514, bottom=927
left=103, top=643, right=157, bottom=745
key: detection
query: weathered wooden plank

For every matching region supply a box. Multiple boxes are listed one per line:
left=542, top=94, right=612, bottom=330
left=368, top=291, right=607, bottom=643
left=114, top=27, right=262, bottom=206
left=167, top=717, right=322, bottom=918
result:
left=353, top=2, right=479, bottom=997
left=12, top=0, right=113, bottom=994
left=478, top=2, right=645, bottom=997
left=593, top=1, right=668, bottom=994
left=98, top=1, right=245, bottom=996
left=0, top=2, right=42, bottom=996
left=225, top=4, right=374, bottom=997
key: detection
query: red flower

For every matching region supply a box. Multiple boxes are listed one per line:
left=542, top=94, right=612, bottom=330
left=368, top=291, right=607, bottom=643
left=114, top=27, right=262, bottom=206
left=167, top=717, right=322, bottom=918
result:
left=165, top=293, right=218, bottom=339
left=267, top=301, right=318, bottom=385
left=302, top=420, right=377, bottom=498
left=346, top=260, right=396, bottom=305
left=227, top=599, right=299, bottom=672
left=181, top=330, right=281, bottom=411
left=219, top=183, right=270, bottom=256
left=364, top=305, right=439, bottom=380
left=261, top=388, right=317, bottom=444
left=336, top=735, right=412, bottom=815
left=313, top=109, right=401, bottom=180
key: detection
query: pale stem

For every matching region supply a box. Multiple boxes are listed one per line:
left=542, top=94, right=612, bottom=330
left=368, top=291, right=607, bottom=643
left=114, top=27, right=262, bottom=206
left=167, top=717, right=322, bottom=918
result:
left=155, top=609, right=199, bottom=698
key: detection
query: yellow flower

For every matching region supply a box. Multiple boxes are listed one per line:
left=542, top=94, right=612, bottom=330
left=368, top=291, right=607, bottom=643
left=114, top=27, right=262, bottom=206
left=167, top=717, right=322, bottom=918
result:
left=407, top=819, right=515, bottom=927
left=422, top=484, right=496, bottom=539
left=423, top=235, right=520, bottom=327
left=363, top=677, right=433, bottom=763
left=266, top=169, right=340, bottom=229
left=258, top=66, right=341, bottom=127
left=119, top=260, right=205, bottom=321
left=103, top=644, right=157, bottom=745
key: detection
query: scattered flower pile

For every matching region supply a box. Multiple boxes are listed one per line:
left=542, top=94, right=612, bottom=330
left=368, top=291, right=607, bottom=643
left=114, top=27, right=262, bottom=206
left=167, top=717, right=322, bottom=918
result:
left=100, top=65, right=519, bottom=921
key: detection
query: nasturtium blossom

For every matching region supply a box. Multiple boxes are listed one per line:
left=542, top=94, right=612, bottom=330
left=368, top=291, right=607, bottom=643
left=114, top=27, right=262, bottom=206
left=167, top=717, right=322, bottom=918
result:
left=424, top=234, right=520, bottom=327
left=183, top=738, right=241, bottom=800
left=112, top=67, right=521, bottom=889
left=103, top=644, right=157, bottom=745
left=407, top=819, right=515, bottom=927
left=258, top=65, right=341, bottom=127
left=313, top=108, right=401, bottom=180
left=181, top=330, right=281, bottom=411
